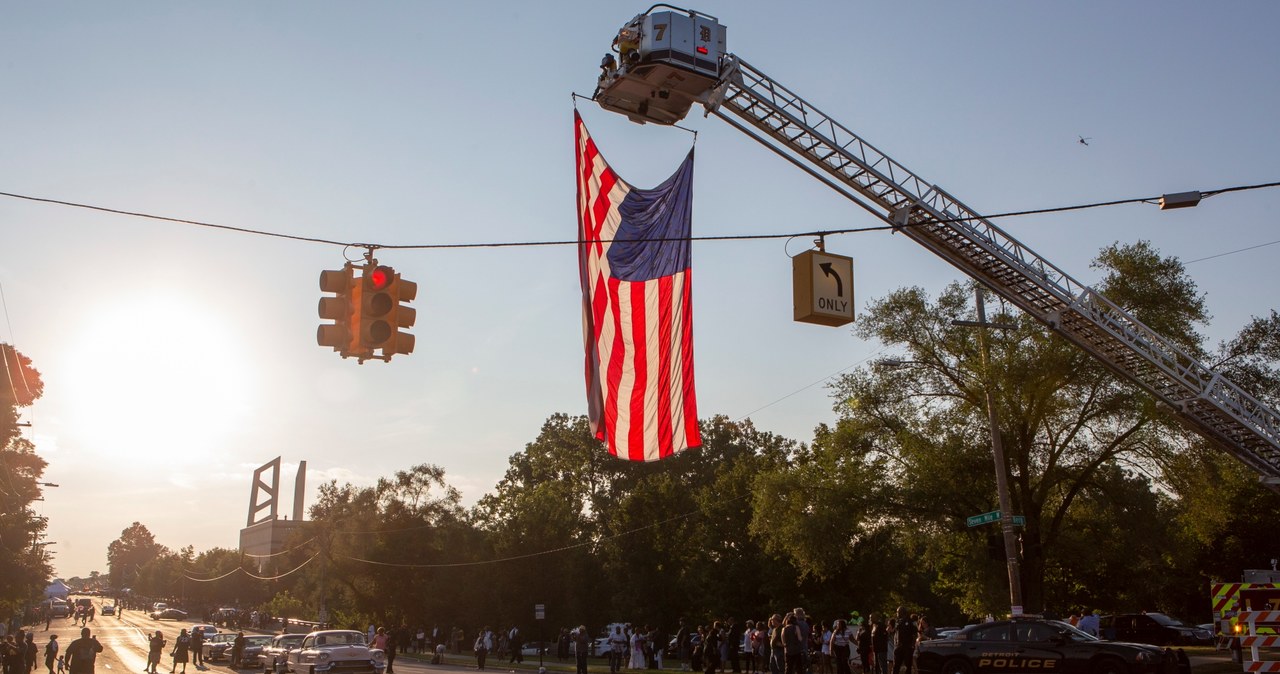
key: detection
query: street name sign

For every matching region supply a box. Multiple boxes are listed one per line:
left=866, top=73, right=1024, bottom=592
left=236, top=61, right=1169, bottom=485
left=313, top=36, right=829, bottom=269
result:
left=966, top=510, right=1000, bottom=527
left=966, top=511, right=1026, bottom=527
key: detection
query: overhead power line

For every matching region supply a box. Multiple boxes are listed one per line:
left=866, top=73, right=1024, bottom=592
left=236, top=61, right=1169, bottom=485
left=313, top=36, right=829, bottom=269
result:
left=1, top=181, right=1277, bottom=253
left=183, top=553, right=317, bottom=582
left=337, top=493, right=751, bottom=569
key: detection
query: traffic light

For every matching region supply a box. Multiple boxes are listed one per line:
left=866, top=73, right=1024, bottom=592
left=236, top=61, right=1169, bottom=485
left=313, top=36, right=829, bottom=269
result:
left=385, top=272, right=417, bottom=356
left=357, top=265, right=417, bottom=358
left=317, top=266, right=356, bottom=354
left=358, top=265, right=396, bottom=350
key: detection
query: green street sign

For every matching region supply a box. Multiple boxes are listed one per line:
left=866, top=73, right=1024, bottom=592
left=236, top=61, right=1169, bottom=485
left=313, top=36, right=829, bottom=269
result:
left=966, top=511, right=1026, bottom=528
left=966, top=511, right=1000, bottom=527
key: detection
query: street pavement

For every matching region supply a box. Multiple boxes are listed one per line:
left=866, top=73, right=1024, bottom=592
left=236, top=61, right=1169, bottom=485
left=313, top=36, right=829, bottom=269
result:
left=25, top=600, right=1236, bottom=674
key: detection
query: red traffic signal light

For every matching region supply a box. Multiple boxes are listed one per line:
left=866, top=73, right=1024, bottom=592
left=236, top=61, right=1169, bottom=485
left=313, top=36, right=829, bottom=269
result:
left=359, top=265, right=396, bottom=349
left=369, top=266, right=391, bottom=290
left=356, top=265, right=417, bottom=358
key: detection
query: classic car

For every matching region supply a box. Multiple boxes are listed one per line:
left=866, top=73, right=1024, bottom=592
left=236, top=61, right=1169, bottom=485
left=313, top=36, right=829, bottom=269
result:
left=241, top=635, right=276, bottom=667
left=204, top=633, right=239, bottom=661
left=263, top=634, right=308, bottom=673
left=285, top=630, right=386, bottom=674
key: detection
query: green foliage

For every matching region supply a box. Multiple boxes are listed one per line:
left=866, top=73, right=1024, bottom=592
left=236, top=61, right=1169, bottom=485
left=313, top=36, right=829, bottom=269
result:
left=263, top=589, right=306, bottom=620
left=83, top=241, right=1280, bottom=630
left=0, top=344, right=49, bottom=620
left=107, top=522, right=168, bottom=591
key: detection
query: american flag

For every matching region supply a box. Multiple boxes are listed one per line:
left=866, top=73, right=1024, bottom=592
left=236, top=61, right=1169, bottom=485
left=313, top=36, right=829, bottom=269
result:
left=575, top=112, right=701, bottom=461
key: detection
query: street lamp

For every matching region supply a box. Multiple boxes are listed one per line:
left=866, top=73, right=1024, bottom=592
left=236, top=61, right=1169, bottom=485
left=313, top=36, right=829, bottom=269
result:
left=952, top=286, right=1024, bottom=617
left=37, top=482, right=60, bottom=488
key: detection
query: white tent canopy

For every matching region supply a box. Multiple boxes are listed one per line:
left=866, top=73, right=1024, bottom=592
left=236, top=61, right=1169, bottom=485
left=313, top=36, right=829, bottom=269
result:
left=44, top=580, right=70, bottom=599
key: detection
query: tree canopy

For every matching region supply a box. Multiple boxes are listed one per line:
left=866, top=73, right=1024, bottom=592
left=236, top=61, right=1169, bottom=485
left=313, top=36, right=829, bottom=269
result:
left=58, top=241, right=1280, bottom=632
left=0, top=343, right=49, bottom=620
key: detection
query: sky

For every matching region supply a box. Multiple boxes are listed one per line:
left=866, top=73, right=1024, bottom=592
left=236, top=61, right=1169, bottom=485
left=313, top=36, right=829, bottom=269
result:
left=3, top=1, right=1278, bottom=579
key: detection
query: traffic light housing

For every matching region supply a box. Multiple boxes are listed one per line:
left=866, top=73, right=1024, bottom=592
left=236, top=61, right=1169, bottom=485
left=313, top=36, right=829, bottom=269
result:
left=317, top=266, right=356, bottom=353
left=357, top=265, right=417, bottom=357
left=359, top=265, right=395, bottom=350
left=386, top=273, right=417, bottom=356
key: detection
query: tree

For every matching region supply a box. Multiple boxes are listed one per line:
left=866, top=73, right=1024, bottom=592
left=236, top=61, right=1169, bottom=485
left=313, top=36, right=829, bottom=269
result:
left=474, top=413, right=808, bottom=629
left=107, top=522, right=168, bottom=591
left=0, top=343, right=50, bottom=620
left=814, top=241, right=1229, bottom=616
left=302, top=463, right=476, bottom=629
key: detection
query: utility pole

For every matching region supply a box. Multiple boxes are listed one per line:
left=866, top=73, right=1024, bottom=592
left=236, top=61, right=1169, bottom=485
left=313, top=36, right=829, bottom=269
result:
left=958, top=287, right=1024, bottom=616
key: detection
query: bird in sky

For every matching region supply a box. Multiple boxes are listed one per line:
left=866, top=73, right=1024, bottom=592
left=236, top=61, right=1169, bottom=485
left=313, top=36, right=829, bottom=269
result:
left=1078, top=136, right=1091, bottom=146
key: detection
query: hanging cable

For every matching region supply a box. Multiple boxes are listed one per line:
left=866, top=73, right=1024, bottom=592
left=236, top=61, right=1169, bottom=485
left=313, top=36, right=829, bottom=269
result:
left=2, top=181, right=1277, bottom=252
left=240, top=536, right=316, bottom=558
left=337, top=493, right=751, bottom=569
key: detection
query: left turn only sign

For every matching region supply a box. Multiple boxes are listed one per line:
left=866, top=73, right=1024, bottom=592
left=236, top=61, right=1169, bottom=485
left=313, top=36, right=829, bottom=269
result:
left=792, top=250, right=854, bottom=327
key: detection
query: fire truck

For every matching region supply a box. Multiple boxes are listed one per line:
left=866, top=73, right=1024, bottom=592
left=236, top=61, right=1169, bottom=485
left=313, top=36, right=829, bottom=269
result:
left=1214, top=569, right=1280, bottom=638
left=591, top=5, right=1280, bottom=492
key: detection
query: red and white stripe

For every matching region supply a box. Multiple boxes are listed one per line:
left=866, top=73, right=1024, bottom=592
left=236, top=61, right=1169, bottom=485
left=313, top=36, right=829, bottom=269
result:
left=1243, top=661, right=1280, bottom=673
left=1239, top=612, right=1280, bottom=624
left=1241, top=636, right=1280, bottom=648
left=576, top=113, right=700, bottom=461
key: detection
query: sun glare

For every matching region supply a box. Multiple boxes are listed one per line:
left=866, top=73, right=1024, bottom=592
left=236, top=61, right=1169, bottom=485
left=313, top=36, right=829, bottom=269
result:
left=60, top=294, right=255, bottom=465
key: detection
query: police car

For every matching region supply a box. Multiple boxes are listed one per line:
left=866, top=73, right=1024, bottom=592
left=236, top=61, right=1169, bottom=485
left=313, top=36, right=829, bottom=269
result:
left=916, top=617, right=1177, bottom=674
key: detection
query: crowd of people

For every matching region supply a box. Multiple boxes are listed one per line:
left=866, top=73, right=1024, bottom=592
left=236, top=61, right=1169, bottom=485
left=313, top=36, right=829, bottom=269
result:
left=650, top=607, right=934, bottom=674
left=442, top=606, right=940, bottom=674
left=0, top=627, right=102, bottom=674
left=5, top=597, right=955, bottom=674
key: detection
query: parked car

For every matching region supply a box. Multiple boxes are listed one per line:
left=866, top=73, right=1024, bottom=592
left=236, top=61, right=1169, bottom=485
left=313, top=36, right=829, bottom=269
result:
left=151, top=608, right=189, bottom=621
left=917, top=617, right=1175, bottom=674
left=285, top=630, right=386, bottom=674
left=191, top=625, right=219, bottom=640
left=204, top=633, right=239, bottom=661
left=263, top=634, right=307, bottom=673
left=47, top=601, right=71, bottom=618
left=1099, top=613, right=1213, bottom=646
left=241, top=635, right=276, bottom=668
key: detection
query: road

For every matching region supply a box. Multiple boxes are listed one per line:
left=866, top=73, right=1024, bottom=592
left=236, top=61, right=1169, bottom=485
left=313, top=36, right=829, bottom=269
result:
left=23, top=601, right=513, bottom=674
left=30, top=599, right=1234, bottom=674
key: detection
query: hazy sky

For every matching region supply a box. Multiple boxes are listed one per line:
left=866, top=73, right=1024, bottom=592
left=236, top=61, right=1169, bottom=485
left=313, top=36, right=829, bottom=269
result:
left=4, top=1, right=1278, bottom=578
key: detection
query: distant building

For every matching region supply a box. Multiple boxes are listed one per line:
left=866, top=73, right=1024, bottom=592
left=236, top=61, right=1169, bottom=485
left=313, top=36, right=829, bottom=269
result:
left=239, top=457, right=309, bottom=574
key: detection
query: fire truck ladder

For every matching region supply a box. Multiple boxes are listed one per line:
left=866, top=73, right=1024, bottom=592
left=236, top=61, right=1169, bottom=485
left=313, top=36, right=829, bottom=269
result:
left=703, top=55, right=1280, bottom=491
